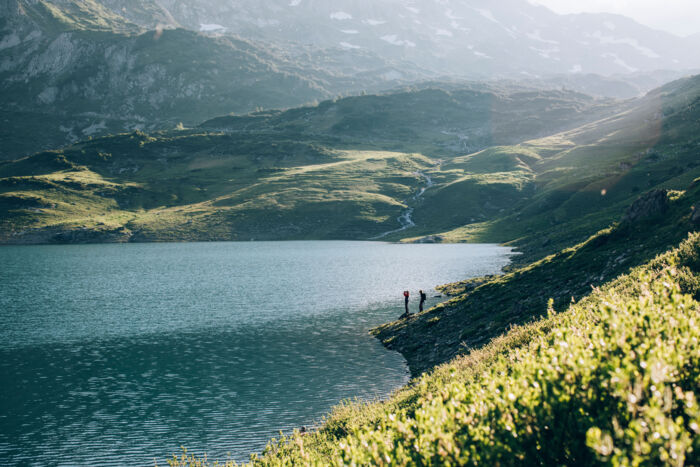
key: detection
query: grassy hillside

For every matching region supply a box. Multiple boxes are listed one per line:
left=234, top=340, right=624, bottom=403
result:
left=201, top=85, right=616, bottom=156
left=0, top=85, right=619, bottom=244
left=0, top=75, right=697, bottom=249
left=377, top=182, right=700, bottom=375
left=0, top=131, right=435, bottom=242
left=404, top=74, right=700, bottom=259
left=165, top=191, right=700, bottom=465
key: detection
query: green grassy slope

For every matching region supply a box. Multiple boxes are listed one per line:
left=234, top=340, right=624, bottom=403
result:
left=166, top=201, right=700, bottom=466
left=404, top=74, right=700, bottom=259
left=1, top=76, right=697, bottom=247
left=0, top=85, right=618, bottom=244
left=377, top=183, right=700, bottom=375
left=201, top=85, right=616, bottom=157
left=0, top=131, right=436, bottom=242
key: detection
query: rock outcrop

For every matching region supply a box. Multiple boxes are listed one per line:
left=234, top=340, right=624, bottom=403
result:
left=692, top=205, right=700, bottom=224
left=622, top=189, right=669, bottom=223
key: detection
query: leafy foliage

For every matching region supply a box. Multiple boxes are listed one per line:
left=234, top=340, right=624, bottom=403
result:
left=165, top=233, right=700, bottom=466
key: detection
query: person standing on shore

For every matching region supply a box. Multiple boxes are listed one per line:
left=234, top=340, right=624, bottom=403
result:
left=403, top=290, right=410, bottom=316
left=419, top=290, right=427, bottom=312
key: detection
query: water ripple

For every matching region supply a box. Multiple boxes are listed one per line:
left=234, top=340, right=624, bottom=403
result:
left=0, top=241, right=512, bottom=465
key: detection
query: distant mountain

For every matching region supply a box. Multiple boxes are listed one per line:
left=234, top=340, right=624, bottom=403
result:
left=0, top=0, right=425, bottom=159
left=505, top=69, right=700, bottom=99
left=99, top=0, right=700, bottom=77
left=201, top=83, right=617, bottom=155
left=6, top=73, right=700, bottom=246
left=3, top=0, right=699, bottom=160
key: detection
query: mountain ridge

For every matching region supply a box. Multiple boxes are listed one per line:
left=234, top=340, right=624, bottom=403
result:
left=1, top=74, right=698, bottom=260
left=4, top=0, right=700, bottom=160
left=0, top=0, right=429, bottom=159
left=96, top=0, right=700, bottom=77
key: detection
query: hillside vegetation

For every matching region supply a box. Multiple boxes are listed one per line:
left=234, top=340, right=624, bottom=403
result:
left=166, top=187, right=700, bottom=465
left=0, top=84, right=619, bottom=245
left=404, top=74, right=700, bottom=258
left=158, top=109, right=700, bottom=462
left=2, top=75, right=699, bottom=264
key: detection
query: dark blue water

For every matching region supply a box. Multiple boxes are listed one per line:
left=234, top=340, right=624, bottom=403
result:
left=0, top=241, right=512, bottom=466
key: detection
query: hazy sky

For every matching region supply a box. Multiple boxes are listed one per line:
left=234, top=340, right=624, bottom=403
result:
left=529, top=0, right=700, bottom=37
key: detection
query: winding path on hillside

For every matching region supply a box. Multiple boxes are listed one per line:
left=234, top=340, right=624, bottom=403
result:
left=371, top=171, right=433, bottom=240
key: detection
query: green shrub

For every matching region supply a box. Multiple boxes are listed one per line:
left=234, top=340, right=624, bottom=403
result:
left=340, top=268, right=700, bottom=465
left=168, top=235, right=700, bottom=466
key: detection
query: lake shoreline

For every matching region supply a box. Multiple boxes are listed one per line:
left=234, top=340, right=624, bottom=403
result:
left=0, top=241, right=513, bottom=465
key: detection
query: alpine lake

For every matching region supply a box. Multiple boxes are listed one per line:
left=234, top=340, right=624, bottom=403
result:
left=0, top=241, right=512, bottom=465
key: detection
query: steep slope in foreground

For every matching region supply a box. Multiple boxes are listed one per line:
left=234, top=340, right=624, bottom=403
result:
left=167, top=195, right=700, bottom=466
left=378, top=184, right=700, bottom=375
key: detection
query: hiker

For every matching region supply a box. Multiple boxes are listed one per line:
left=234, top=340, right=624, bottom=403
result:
left=419, top=289, right=427, bottom=312
left=403, top=290, right=410, bottom=316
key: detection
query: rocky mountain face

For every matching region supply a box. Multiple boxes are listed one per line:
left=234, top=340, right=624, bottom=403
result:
left=2, top=0, right=699, bottom=160
left=99, top=0, right=700, bottom=77
left=0, top=0, right=425, bottom=159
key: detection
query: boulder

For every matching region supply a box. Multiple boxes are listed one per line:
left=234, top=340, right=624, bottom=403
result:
left=622, top=189, right=669, bottom=223
left=413, top=235, right=445, bottom=244
left=692, top=205, right=700, bottom=224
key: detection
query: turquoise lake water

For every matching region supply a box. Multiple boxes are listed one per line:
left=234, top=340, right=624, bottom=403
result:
left=0, top=241, right=512, bottom=465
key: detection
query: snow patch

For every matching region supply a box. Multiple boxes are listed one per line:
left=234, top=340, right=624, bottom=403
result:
left=473, top=8, right=517, bottom=38
left=330, top=12, right=352, bottom=20
left=570, top=64, right=582, bottom=73
left=590, top=32, right=660, bottom=58
left=200, top=23, right=225, bottom=32
left=435, top=28, right=453, bottom=37
left=451, top=20, right=469, bottom=31
left=475, top=8, right=497, bottom=23
left=405, top=6, right=419, bottom=14
left=341, top=29, right=359, bottom=34
left=526, top=30, right=558, bottom=45
left=445, top=9, right=462, bottom=20
left=289, top=0, right=301, bottom=5
left=380, top=35, right=416, bottom=47
left=604, top=21, right=616, bottom=31
left=339, top=42, right=361, bottom=49
left=473, top=51, right=491, bottom=59
left=602, top=53, right=638, bottom=72
left=82, top=121, right=107, bottom=136
left=363, top=19, right=386, bottom=26
left=529, top=46, right=560, bottom=59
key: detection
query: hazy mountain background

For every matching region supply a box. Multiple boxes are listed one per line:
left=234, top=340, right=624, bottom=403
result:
left=103, top=0, right=700, bottom=76
left=2, top=0, right=699, bottom=159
